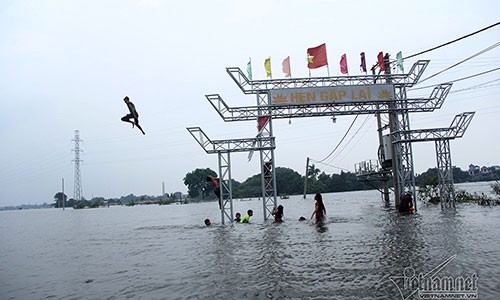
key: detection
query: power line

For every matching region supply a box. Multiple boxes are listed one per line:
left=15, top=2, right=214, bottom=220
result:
left=404, top=21, right=500, bottom=60
left=409, top=66, right=500, bottom=91
left=417, top=41, right=500, bottom=84
left=450, top=79, right=500, bottom=93
left=309, top=159, right=350, bottom=172
left=324, top=115, right=373, bottom=165
left=316, top=115, right=359, bottom=163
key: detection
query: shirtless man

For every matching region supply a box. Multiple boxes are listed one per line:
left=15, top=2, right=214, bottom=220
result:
left=206, top=175, right=222, bottom=209
left=121, top=96, right=145, bottom=135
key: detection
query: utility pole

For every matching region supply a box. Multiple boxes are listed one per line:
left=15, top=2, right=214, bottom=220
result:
left=303, top=157, right=309, bottom=199
left=62, top=178, right=65, bottom=210
left=72, top=130, right=83, bottom=201
left=372, top=64, right=390, bottom=203
left=162, top=181, right=166, bottom=199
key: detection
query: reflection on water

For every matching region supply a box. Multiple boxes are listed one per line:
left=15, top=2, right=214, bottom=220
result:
left=1, top=182, right=499, bottom=299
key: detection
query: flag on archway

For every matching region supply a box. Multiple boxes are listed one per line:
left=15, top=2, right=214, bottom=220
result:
left=377, top=52, right=385, bottom=72
left=396, top=51, right=404, bottom=73
left=264, top=57, right=272, bottom=78
left=340, top=54, right=348, bottom=74
left=307, top=43, right=328, bottom=69
left=247, top=58, right=253, bottom=80
left=360, top=52, right=367, bottom=73
left=257, top=116, right=270, bottom=134
left=282, top=56, right=291, bottom=77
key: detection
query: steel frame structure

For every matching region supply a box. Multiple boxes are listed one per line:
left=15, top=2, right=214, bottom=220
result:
left=205, top=83, right=451, bottom=122
left=209, top=60, right=443, bottom=210
left=186, top=127, right=276, bottom=223
left=72, top=129, right=83, bottom=201
left=255, top=93, right=278, bottom=220
left=189, top=59, right=468, bottom=220
left=225, top=60, right=429, bottom=93
left=395, top=112, right=475, bottom=208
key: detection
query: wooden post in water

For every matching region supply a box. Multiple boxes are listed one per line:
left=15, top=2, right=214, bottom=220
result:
left=303, top=157, right=309, bottom=199
left=62, top=178, right=65, bottom=210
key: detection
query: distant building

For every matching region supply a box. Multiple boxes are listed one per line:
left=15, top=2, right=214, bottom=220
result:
left=481, top=166, right=490, bottom=174
left=468, top=164, right=480, bottom=175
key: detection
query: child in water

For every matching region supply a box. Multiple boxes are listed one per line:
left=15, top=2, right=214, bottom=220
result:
left=272, top=205, right=284, bottom=222
left=234, top=212, right=241, bottom=222
left=240, top=210, right=253, bottom=223
left=311, top=193, right=327, bottom=225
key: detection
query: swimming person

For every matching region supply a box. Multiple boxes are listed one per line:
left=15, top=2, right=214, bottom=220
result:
left=272, top=205, right=284, bottom=222
left=240, top=210, right=253, bottom=223
left=311, top=193, right=327, bottom=225
left=204, top=219, right=211, bottom=226
left=234, top=212, right=241, bottom=222
left=206, top=175, right=222, bottom=209
left=121, top=96, right=145, bottom=135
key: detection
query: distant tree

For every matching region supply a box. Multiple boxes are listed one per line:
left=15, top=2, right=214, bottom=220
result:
left=233, top=167, right=303, bottom=198
left=234, top=174, right=261, bottom=198
left=53, top=192, right=68, bottom=208
left=307, top=164, right=321, bottom=181
left=275, top=167, right=303, bottom=195
left=183, top=168, right=217, bottom=199
left=418, top=175, right=440, bottom=203
left=452, top=167, right=472, bottom=183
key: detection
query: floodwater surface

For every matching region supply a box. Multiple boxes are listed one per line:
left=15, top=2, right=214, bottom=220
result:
left=1, top=182, right=499, bottom=299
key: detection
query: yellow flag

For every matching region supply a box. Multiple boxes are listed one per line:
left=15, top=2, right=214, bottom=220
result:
left=264, top=57, right=272, bottom=78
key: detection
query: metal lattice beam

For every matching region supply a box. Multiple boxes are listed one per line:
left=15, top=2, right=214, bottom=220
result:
left=436, top=140, right=455, bottom=208
left=218, top=153, right=233, bottom=224
left=396, top=112, right=475, bottom=142
left=186, top=127, right=275, bottom=154
left=186, top=126, right=277, bottom=223
left=226, top=60, right=430, bottom=94
left=393, top=112, right=475, bottom=207
left=205, top=83, right=451, bottom=122
left=256, top=93, right=278, bottom=221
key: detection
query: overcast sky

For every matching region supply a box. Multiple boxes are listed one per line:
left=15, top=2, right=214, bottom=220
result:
left=1, top=0, right=499, bottom=206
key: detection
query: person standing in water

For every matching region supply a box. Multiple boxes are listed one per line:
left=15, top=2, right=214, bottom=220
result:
left=206, top=175, right=222, bottom=209
left=311, top=193, right=327, bottom=225
left=272, top=205, right=284, bottom=222
left=121, top=96, right=145, bottom=135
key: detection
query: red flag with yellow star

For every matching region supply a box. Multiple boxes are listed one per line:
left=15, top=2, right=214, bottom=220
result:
left=307, top=43, right=328, bottom=69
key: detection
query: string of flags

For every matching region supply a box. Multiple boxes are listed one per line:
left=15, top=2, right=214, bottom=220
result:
left=245, top=44, right=406, bottom=162
left=246, top=43, right=405, bottom=79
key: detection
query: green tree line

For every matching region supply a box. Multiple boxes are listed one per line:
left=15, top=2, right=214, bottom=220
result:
left=50, top=165, right=500, bottom=208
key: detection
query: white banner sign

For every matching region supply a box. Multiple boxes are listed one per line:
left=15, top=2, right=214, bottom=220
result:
left=269, top=84, right=394, bottom=105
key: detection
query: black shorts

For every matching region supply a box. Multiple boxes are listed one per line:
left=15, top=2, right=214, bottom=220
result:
left=121, top=113, right=139, bottom=122
left=214, top=187, right=221, bottom=198
left=121, top=114, right=134, bottom=121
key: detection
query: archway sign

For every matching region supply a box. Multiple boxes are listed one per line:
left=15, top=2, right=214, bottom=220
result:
left=188, top=58, right=473, bottom=223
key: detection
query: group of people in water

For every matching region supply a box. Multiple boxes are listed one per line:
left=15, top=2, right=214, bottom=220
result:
left=204, top=192, right=328, bottom=226
left=121, top=97, right=415, bottom=225
left=204, top=190, right=415, bottom=226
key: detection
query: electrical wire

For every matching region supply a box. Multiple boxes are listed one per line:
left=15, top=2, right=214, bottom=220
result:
left=449, top=79, right=500, bottom=94
left=417, top=41, right=500, bottom=84
left=403, top=21, right=500, bottom=60
left=309, top=159, right=350, bottom=172
left=409, top=66, right=500, bottom=91
left=316, top=115, right=359, bottom=163
left=324, top=115, right=373, bottom=165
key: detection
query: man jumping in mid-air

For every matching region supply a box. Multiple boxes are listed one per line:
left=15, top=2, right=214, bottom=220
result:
left=121, top=96, right=145, bottom=135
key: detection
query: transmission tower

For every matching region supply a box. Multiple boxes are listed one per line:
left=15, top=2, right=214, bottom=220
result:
left=72, top=129, right=83, bottom=201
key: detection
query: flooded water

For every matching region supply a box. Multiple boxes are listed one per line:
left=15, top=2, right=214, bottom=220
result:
left=1, top=182, right=499, bottom=299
